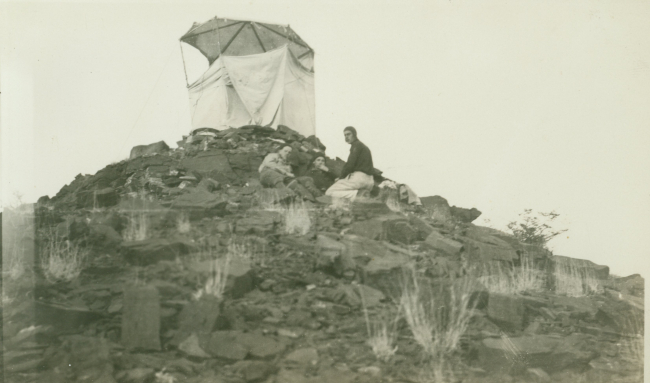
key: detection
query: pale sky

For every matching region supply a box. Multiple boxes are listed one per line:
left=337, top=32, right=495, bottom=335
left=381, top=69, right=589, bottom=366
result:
left=1, top=0, right=649, bottom=277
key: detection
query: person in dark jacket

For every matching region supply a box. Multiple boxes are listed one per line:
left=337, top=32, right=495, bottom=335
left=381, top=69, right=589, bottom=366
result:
left=325, top=126, right=375, bottom=199
left=305, top=155, right=336, bottom=193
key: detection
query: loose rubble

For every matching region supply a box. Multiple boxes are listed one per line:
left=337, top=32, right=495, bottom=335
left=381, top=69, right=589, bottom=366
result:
left=1, top=125, right=643, bottom=383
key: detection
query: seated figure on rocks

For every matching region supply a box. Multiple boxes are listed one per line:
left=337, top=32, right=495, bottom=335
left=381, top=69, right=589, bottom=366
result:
left=305, top=155, right=336, bottom=194
left=326, top=126, right=375, bottom=199
left=258, top=145, right=322, bottom=201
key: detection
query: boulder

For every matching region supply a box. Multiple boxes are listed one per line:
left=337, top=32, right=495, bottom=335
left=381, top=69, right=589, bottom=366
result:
left=116, top=368, right=155, bottom=383
left=121, top=286, right=161, bottom=351
left=487, top=293, right=527, bottom=330
left=459, top=236, right=518, bottom=262
left=202, top=331, right=249, bottom=360
left=35, top=301, right=103, bottom=332
left=420, top=195, right=452, bottom=222
left=88, top=224, right=122, bottom=249
left=180, top=150, right=237, bottom=183
left=478, top=334, right=597, bottom=374
left=284, top=347, right=319, bottom=365
left=236, top=212, right=280, bottom=234
left=64, top=335, right=116, bottom=383
left=595, top=297, right=644, bottom=335
left=202, top=330, right=286, bottom=361
left=126, top=154, right=173, bottom=174
left=171, top=296, right=221, bottom=346
left=227, top=256, right=255, bottom=299
left=77, top=187, right=119, bottom=208
left=348, top=214, right=419, bottom=244
left=605, top=273, right=644, bottom=297
left=178, top=334, right=211, bottom=358
left=316, top=234, right=355, bottom=276
left=552, top=255, right=609, bottom=280
left=121, top=237, right=198, bottom=266
left=305, top=135, right=326, bottom=151
left=343, top=234, right=411, bottom=296
left=56, top=216, right=90, bottom=240
left=197, top=177, right=220, bottom=192
left=422, top=231, right=464, bottom=256
left=450, top=206, right=482, bottom=223
left=351, top=199, right=392, bottom=218
left=234, top=360, right=278, bottom=383
left=170, top=189, right=228, bottom=218
left=129, top=141, right=169, bottom=159
left=408, top=215, right=435, bottom=238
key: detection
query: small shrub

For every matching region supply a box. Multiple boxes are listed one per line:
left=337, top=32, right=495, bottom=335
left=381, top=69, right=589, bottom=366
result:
left=507, top=209, right=567, bottom=249
left=40, top=231, right=87, bottom=283
left=283, top=200, right=311, bottom=235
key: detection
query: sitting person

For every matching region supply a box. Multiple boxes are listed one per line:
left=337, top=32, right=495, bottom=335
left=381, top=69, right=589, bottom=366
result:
left=326, top=126, right=375, bottom=199
left=259, top=145, right=322, bottom=201
left=305, top=155, right=336, bottom=193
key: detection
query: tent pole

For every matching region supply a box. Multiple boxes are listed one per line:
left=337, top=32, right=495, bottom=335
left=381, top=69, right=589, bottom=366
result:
left=179, top=41, right=189, bottom=87
left=217, top=16, right=223, bottom=56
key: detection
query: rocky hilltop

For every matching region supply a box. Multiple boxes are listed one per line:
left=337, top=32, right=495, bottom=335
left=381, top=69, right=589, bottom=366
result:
left=1, top=125, right=644, bottom=383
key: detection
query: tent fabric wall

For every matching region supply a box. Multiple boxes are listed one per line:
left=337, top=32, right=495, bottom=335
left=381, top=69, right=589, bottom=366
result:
left=187, top=45, right=315, bottom=137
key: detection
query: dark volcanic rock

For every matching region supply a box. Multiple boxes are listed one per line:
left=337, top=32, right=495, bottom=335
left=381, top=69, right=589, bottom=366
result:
left=172, top=296, right=221, bottom=346
left=121, top=237, right=198, bottom=265
left=170, top=189, right=228, bottom=218
left=121, top=286, right=161, bottom=351
left=180, top=150, right=237, bottom=183
left=487, top=293, right=527, bottom=331
left=478, top=333, right=597, bottom=374
left=63, top=335, right=116, bottom=383
left=129, top=140, right=170, bottom=159
left=450, top=206, right=482, bottom=223
left=422, top=231, right=464, bottom=256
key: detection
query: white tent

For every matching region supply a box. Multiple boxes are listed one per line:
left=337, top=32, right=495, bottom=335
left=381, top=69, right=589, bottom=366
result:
left=181, top=18, right=316, bottom=137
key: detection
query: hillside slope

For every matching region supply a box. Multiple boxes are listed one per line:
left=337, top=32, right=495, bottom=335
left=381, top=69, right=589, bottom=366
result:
left=2, top=125, right=643, bottom=383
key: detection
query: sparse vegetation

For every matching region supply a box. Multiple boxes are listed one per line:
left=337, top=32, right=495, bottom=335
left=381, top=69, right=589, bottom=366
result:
left=507, top=209, right=567, bottom=249
left=256, top=188, right=281, bottom=210
left=40, top=230, right=88, bottom=283
left=283, top=200, right=311, bottom=235
left=123, top=209, right=149, bottom=241
left=399, top=267, right=476, bottom=379
left=359, top=285, right=398, bottom=363
left=477, top=255, right=545, bottom=295
left=193, top=251, right=231, bottom=300
left=176, top=212, right=191, bottom=233
left=227, top=236, right=254, bottom=259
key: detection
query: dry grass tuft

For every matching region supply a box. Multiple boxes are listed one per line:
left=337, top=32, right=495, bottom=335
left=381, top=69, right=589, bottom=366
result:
left=123, top=209, right=149, bottom=241
left=40, top=230, right=87, bottom=283
left=359, top=286, right=398, bottom=362
left=400, top=268, right=476, bottom=359
left=477, top=255, right=545, bottom=295
left=283, top=200, right=311, bottom=235
left=193, top=250, right=231, bottom=300
left=176, top=212, right=191, bottom=233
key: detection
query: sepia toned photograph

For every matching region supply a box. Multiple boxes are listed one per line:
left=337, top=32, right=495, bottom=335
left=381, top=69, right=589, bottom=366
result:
left=1, top=1, right=648, bottom=382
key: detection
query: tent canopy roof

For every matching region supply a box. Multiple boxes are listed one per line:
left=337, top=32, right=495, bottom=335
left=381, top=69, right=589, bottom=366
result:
left=181, top=17, right=314, bottom=71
